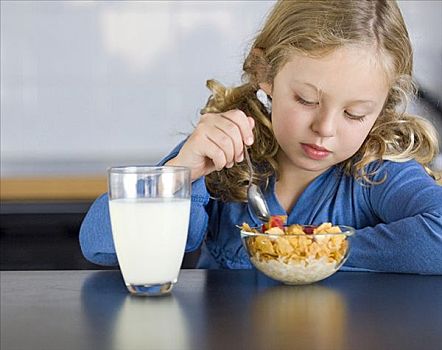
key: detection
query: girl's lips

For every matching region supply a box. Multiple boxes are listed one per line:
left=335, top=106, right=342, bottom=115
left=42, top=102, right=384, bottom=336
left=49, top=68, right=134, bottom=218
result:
left=301, top=143, right=331, bottom=160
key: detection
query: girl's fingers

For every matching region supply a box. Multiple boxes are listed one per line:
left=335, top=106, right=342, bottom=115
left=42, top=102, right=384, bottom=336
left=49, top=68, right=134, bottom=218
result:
left=214, top=118, right=244, bottom=163
left=204, top=136, right=229, bottom=171
left=221, top=109, right=254, bottom=146
left=248, top=116, right=255, bottom=130
left=206, top=126, right=235, bottom=167
left=192, top=110, right=256, bottom=174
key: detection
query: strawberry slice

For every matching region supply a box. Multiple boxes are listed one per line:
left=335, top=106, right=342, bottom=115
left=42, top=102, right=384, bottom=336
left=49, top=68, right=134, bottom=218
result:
left=261, top=215, right=287, bottom=232
left=269, top=216, right=285, bottom=229
left=303, top=226, right=316, bottom=235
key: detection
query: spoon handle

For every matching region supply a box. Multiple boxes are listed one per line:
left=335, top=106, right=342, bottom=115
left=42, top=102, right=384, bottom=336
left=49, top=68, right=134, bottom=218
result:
left=244, top=145, right=254, bottom=183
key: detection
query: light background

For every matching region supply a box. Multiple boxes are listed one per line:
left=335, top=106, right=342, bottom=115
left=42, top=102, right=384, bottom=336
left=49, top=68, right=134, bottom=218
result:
left=1, top=0, right=441, bottom=176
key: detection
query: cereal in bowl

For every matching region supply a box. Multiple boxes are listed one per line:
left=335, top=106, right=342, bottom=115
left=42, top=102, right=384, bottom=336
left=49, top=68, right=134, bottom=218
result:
left=240, top=217, right=353, bottom=284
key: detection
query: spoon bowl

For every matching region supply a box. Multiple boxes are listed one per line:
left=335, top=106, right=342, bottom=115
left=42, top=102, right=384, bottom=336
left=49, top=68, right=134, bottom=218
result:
left=244, top=146, right=271, bottom=222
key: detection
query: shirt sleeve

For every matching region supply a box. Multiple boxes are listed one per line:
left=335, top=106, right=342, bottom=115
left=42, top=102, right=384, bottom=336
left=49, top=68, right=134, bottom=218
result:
left=79, top=139, right=210, bottom=266
left=346, top=160, right=442, bottom=274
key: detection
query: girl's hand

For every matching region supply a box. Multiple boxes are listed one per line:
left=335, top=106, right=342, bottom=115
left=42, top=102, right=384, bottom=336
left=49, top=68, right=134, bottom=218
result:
left=166, top=109, right=255, bottom=182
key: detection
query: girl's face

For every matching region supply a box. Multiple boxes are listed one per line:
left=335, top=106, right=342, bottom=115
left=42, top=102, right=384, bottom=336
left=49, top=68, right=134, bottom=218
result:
left=268, top=46, right=390, bottom=176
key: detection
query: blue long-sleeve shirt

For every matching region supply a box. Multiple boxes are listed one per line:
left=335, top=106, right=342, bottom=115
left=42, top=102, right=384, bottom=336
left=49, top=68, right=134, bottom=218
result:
left=79, top=141, right=442, bottom=274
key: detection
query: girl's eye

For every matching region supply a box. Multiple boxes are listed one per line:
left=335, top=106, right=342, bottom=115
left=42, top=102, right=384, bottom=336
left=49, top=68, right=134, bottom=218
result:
left=295, top=96, right=319, bottom=106
left=345, top=111, right=366, bottom=122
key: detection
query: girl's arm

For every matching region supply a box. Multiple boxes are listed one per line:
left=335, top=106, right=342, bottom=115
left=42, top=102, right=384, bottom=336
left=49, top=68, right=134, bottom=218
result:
left=346, top=160, right=442, bottom=274
left=79, top=141, right=210, bottom=266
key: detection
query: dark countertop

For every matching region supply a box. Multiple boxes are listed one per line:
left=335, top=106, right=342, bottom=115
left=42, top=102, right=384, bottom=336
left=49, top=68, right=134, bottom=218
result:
left=1, top=269, right=441, bottom=350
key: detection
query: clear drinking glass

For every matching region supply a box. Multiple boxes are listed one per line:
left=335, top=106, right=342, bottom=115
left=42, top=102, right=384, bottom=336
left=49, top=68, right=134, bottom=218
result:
left=108, top=166, right=191, bottom=296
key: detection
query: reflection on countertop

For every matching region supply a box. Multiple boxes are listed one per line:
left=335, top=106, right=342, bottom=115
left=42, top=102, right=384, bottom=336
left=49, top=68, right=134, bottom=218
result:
left=248, top=285, right=346, bottom=350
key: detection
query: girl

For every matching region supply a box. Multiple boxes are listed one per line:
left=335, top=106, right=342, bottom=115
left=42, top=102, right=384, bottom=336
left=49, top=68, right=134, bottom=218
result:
left=80, top=0, right=442, bottom=274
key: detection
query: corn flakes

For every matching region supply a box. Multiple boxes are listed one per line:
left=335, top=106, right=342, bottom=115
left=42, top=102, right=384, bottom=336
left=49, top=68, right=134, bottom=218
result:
left=240, top=219, right=349, bottom=265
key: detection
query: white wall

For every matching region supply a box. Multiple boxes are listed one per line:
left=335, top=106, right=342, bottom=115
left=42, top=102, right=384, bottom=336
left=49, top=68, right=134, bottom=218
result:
left=399, top=0, right=442, bottom=96
left=1, top=0, right=440, bottom=176
left=1, top=1, right=275, bottom=176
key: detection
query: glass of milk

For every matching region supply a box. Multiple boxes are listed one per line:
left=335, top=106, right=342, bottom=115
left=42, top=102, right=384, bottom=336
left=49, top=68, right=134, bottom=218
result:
left=108, top=166, right=191, bottom=296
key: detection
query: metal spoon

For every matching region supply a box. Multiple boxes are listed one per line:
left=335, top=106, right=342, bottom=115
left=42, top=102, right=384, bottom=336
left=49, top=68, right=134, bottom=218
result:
left=243, top=145, right=271, bottom=222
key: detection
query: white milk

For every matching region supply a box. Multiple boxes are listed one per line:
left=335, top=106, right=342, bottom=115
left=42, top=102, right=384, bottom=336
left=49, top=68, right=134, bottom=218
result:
left=109, top=198, right=191, bottom=285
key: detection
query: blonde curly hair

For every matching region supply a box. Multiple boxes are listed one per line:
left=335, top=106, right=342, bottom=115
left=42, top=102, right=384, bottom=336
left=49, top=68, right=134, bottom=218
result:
left=202, top=0, right=439, bottom=202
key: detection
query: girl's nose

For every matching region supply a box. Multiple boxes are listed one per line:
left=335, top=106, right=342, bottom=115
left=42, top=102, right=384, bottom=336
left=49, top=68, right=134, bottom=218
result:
left=310, top=108, right=337, bottom=138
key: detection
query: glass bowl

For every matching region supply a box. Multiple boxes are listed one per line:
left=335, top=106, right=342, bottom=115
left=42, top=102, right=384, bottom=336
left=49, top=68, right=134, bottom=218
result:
left=240, top=225, right=355, bottom=285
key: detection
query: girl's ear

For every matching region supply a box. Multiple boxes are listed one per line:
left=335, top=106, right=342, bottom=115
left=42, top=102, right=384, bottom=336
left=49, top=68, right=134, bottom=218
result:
left=258, top=82, right=273, bottom=97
